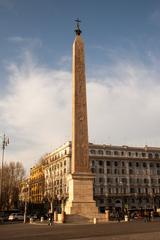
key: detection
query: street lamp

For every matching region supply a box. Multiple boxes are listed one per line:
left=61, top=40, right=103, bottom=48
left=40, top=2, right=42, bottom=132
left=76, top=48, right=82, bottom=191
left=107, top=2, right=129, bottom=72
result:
left=0, top=134, right=9, bottom=210
left=24, top=182, right=30, bottom=223
left=119, top=180, right=123, bottom=210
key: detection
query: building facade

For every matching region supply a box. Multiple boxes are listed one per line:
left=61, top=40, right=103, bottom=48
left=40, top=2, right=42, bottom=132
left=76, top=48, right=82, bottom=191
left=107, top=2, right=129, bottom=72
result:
left=20, top=142, right=160, bottom=213
left=43, top=142, right=71, bottom=212
left=19, top=177, right=30, bottom=203
left=42, top=142, right=160, bottom=213
left=89, top=144, right=160, bottom=213
left=29, top=165, right=44, bottom=204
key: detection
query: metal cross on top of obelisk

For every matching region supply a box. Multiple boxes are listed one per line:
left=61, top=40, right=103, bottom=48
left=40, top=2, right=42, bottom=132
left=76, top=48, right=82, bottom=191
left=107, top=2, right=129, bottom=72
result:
left=74, top=18, right=82, bottom=35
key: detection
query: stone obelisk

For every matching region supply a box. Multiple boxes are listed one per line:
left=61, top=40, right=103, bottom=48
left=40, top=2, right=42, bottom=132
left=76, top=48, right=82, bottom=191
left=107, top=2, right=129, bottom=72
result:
left=72, top=20, right=90, bottom=174
left=65, top=20, right=99, bottom=221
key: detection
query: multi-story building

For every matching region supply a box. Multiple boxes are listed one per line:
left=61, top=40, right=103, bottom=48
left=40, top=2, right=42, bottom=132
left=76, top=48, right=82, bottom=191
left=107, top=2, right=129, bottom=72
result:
left=20, top=142, right=160, bottom=214
left=29, top=164, right=45, bottom=203
left=90, top=144, right=160, bottom=213
left=19, top=177, right=30, bottom=203
left=43, top=142, right=160, bottom=213
left=43, top=142, right=71, bottom=211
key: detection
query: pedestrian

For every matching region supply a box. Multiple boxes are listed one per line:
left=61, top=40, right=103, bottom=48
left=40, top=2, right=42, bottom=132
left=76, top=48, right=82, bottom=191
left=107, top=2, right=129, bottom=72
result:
left=151, top=211, right=154, bottom=221
left=144, top=210, right=148, bottom=222
left=148, top=211, right=151, bottom=222
left=48, top=213, right=53, bottom=226
left=116, top=211, right=121, bottom=222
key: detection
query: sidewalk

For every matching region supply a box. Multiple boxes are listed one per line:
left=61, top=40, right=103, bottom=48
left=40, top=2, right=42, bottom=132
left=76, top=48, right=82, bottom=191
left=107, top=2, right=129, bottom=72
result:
left=30, top=216, right=160, bottom=226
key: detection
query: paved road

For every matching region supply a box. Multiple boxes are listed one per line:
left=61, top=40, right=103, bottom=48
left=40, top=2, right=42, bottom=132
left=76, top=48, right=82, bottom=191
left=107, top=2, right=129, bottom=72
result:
left=1, top=221, right=160, bottom=240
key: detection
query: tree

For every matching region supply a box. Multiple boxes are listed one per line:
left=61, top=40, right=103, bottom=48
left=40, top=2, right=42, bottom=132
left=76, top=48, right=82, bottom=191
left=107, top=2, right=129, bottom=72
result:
left=37, top=153, right=48, bottom=166
left=0, top=161, right=25, bottom=210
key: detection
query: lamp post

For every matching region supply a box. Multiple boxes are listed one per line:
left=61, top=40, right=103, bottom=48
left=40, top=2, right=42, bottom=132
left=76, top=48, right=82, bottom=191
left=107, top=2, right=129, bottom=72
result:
left=119, top=180, right=123, bottom=211
left=24, top=182, right=30, bottom=224
left=0, top=134, right=9, bottom=210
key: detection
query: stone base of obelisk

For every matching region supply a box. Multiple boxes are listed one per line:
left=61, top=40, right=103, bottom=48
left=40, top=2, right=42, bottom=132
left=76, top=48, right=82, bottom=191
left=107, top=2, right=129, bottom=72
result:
left=64, top=173, right=108, bottom=223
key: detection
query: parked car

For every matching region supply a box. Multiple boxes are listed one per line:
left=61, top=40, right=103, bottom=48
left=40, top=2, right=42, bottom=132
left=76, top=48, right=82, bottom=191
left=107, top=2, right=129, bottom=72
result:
left=8, top=213, right=24, bottom=221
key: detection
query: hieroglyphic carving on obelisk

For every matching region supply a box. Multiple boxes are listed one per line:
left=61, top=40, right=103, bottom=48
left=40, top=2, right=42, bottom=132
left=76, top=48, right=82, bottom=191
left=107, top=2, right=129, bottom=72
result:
left=72, top=19, right=90, bottom=174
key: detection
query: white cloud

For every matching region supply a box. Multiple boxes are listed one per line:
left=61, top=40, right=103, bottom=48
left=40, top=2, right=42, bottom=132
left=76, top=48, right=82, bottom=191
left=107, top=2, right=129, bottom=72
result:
left=0, top=51, right=72, bottom=172
left=1, top=48, right=160, bottom=173
left=88, top=58, right=160, bottom=147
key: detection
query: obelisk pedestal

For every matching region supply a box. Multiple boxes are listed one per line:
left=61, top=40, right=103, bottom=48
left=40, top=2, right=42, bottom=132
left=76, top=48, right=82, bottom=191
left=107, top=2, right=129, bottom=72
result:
left=65, top=22, right=107, bottom=222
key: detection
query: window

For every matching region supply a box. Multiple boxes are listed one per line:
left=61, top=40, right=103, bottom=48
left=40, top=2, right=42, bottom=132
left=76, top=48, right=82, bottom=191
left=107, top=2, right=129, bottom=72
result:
left=122, top=169, right=125, bottom=174
left=99, top=160, right=103, bottom=166
left=91, top=149, right=96, bottom=154
left=99, top=168, right=104, bottom=174
left=99, top=177, right=104, bottom=183
left=136, top=162, right=139, bottom=167
left=144, top=178, right=149, bottom=184
left=148, top=153, right=153, bottom=158
left=107, top=178, right=112, bottom=183
left=107, top=169, right=111, bottom=174
left=155, top=153, right=159, bottom=159
left=114, top=169, right=118, bottom=174
left=142, top=152, right=146, bottom=157
left=122, top=178, right=127, bottom=183
left=114, top=161, right=118, bottom=167
left=129, top=169, right=134, bottom=174
left=143, top=162, right=147, bottom=168
left=122, top=161, right=125, bottom=167
left=114, top=151, right=119, bottom=156
left=121, top=151, right=124, bottom=156
left=106, top=151, right=111, bottom=155
left=130, top=188, right=135, bottom=193
left=128, top=152, right=131, bottom=157
left=108, top=188, right=111, bottom=194
left=100, top=188, right=104, bottom=194
left=129, top=162, right=132, bottom=167
left=150, top=163, right=154, bottom=168
left=106, top=161, right=111, bottom=166
left=130, top=178, right=134, bottom=184
left=151, top=179, right=154, bottom=184
left=98, top=150, right=104, bottom=155
left=157, top=163, right=160, bottom=168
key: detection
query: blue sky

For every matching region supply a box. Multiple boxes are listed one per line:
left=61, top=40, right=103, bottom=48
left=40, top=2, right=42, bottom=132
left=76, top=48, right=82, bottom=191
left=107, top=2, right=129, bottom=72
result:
left=1, top=0, right=160, bottom=172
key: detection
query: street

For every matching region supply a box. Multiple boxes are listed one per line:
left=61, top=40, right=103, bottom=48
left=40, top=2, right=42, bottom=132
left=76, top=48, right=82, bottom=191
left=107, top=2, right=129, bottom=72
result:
left=1, top=221, right=160, bottom=240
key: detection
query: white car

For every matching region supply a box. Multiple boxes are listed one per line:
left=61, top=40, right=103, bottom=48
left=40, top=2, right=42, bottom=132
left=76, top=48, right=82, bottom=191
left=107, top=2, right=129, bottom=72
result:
left=8, top=213, right=24, bottom=221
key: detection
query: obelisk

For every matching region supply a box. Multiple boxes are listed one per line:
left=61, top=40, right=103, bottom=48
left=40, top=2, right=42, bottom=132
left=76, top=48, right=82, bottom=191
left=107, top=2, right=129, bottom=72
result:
left=65, top=20, right=99, bottom=220
left=72, top=19, right=90, bottom=174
